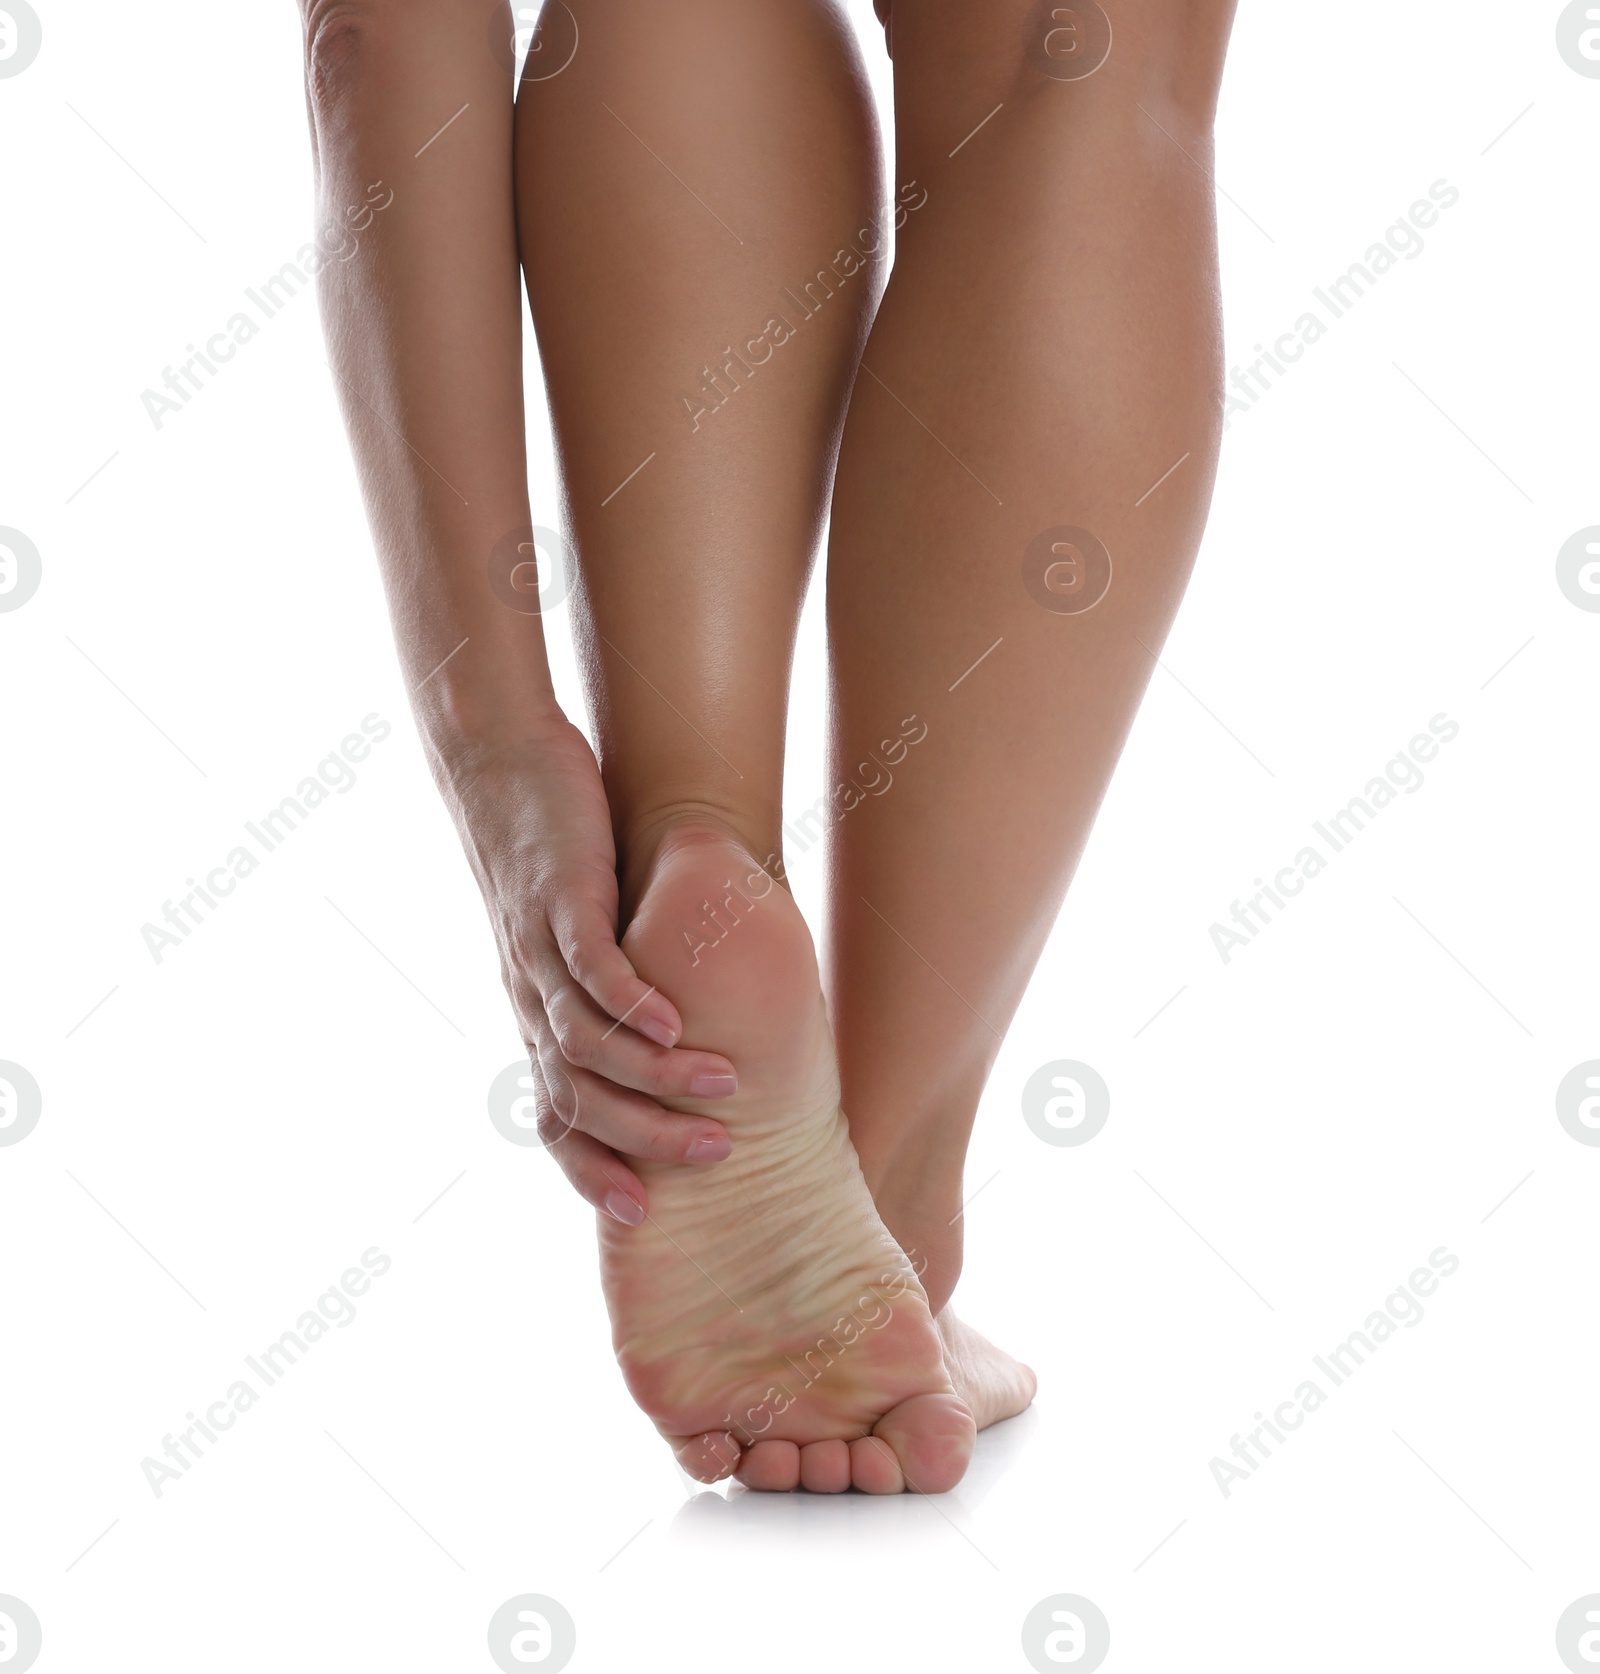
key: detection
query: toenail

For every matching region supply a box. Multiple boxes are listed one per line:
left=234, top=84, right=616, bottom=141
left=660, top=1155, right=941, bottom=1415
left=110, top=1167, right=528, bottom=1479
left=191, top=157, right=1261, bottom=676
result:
left=689, top=1071, right=738, bottom=1098
left=687, top=1133, right=732, bottom=1162
left=603, top=1190, right=645, bottom=1226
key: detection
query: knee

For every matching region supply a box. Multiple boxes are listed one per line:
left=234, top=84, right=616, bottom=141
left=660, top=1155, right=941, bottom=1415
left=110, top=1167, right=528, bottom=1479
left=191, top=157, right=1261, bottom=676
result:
left=299, top=0, right=404, bottom=106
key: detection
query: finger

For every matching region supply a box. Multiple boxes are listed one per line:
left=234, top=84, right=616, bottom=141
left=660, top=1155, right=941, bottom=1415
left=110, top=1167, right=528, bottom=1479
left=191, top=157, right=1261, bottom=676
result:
left=520, top=1057, right=648, bottom=1219
left=540, top=1059, right=732, bottom=1165
left=549, top=896, right=684, bottom=1048
left=512, top=979, right=733, bottom=1165
left=539, top=976, right=737, bottom=1102
left=533, top=1098, right=648, bottom=1224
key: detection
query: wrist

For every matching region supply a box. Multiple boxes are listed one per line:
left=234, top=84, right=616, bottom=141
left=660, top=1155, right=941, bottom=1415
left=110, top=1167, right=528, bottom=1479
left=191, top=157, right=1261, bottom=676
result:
left=424, top=714, right=578, bottom=798
left=414, top=662, right=569, bottom=775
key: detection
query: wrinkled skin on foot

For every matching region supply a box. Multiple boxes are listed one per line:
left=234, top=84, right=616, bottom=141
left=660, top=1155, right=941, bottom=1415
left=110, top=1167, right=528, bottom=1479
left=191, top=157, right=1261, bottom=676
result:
left=597, top=824, right=976, bottom=1492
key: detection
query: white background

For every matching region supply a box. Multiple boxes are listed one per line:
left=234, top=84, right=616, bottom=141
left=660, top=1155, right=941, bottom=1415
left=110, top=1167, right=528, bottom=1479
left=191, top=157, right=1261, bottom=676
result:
left=2, top=2, right=1597, bottom=1670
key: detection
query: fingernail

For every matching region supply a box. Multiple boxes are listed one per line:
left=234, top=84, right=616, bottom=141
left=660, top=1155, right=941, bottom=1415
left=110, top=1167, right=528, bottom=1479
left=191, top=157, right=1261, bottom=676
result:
left=689, top=1071, right=738, bottom=1098
left=636, top=1015, right=677, bottom=1048
left=687, top=1133, right=732, bottom=1163
left=603, top=1190, right=645, bottom=1226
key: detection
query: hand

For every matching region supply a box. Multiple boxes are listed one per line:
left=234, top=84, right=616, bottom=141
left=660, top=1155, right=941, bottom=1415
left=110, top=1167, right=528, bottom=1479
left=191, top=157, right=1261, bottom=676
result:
left=440, top=714, right=737, bottom=1223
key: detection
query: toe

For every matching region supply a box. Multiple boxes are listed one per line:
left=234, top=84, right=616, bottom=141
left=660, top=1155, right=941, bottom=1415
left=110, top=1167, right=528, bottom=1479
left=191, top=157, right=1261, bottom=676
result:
left=798, top=1438, right=851, bottom=1494
left=872, top=1392, right=976, bottom=1494
left=674, top=1431, right=742, bottom=1482
left=738, top=1439, right=801, bottom=1491
left=848, top=1434, right=903, bottom=1494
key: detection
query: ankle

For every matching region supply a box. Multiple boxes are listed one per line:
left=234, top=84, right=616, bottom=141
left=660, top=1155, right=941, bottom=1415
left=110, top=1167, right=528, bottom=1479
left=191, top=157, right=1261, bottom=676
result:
left=900, top=1228, right=962, bottom=1318
left=617, top=801, right=785, bottom=919
left=866, top=1182, right=964, bottom=1315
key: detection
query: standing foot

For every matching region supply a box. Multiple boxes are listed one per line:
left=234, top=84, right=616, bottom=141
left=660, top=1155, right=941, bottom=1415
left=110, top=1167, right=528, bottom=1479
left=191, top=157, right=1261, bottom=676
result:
left=935, top=1309, right=1037, bottom=1431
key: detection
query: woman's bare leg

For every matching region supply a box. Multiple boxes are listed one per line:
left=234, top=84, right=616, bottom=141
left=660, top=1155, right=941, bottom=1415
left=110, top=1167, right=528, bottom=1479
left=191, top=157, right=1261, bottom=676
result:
left=513, top=0, right=980, bottom=1491
left=828, top=0, right=1239, bottom=1320
left=298, top=0, right=750, bottom=1231
left=516, top=0, right=878, bottom=890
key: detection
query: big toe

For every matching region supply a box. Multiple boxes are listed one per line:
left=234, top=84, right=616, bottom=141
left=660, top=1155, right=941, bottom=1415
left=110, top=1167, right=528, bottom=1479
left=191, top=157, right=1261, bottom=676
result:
left=860, top=1392, right=976, bottom=1494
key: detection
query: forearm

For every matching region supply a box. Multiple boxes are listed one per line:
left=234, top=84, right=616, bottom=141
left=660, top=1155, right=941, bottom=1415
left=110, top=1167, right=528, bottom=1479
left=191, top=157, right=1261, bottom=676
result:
left=301, top=0, right=558, bottom=788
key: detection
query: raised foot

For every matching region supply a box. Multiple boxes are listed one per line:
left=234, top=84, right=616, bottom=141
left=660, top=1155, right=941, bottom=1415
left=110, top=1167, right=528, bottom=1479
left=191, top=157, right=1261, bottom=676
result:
left=600, top=823, right=975, bottom=1493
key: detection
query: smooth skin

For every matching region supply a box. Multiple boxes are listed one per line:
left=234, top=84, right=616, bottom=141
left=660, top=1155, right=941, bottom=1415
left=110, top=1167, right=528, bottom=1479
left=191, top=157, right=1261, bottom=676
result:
left=828, top=0, right=1237, bottom=1314
left=298, top=0, right=1237, bottom=1487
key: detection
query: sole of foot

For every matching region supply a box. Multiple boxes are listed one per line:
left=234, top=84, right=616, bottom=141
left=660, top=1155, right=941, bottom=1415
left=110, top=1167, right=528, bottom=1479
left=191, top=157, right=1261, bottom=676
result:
left=599, top=822, right=975, bottom=1493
